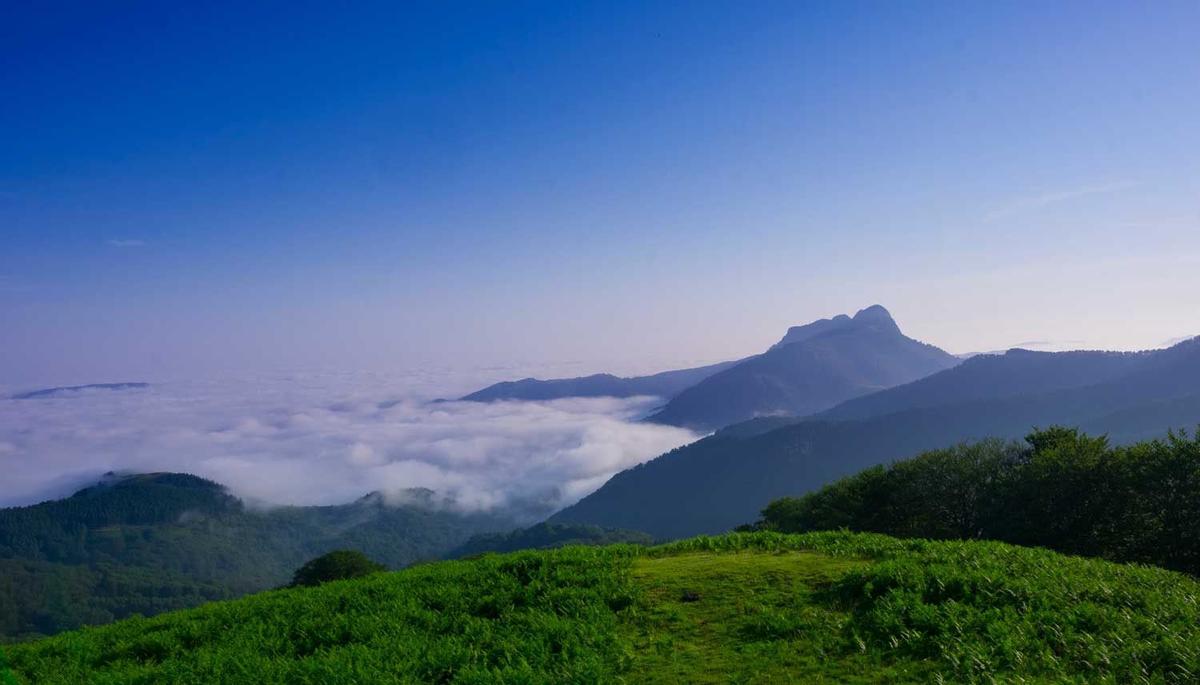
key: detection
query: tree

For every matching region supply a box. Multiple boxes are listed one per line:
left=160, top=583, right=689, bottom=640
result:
left=288, top=550, right=385, bottom=588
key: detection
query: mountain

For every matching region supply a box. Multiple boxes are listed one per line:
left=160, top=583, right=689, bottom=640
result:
left=0, top=473, right=514, bottom=641
left=459, top=360, right=739, bottom=402
left=459, top=306, right=957, bottom=434
left=8, top=531, right=1199, bottom=684
left=10, top=382, right=149, bottom=400
left=645, top=305, right=959, bottom=431
left=552, top=337, right=1200, bottom=538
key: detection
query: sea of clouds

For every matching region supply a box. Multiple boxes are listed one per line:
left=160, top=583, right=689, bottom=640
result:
left=0, top=370, right=700, bottom=517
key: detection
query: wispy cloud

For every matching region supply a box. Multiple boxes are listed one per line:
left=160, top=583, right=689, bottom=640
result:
left=106, top=239, right=145, bottom=248
left=984, top=180, right=1139, bottom=222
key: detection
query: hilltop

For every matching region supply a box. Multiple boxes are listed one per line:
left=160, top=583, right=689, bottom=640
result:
left=5, top=531, right=1200, bottom=683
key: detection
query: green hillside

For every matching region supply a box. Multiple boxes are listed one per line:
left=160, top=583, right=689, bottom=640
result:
left=0, top=474, right=513, bottom=641
left=751, top=427, right=1200, bottom=576
left=5, top=531, right=1200, bottom=684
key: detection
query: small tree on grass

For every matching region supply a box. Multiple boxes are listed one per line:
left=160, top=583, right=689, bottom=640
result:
left=289, top=550, right=386, bottom=587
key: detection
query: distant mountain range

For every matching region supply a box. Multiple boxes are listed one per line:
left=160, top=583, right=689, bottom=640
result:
left=551, top=337, right=1200, bottom=538
left=10, top=382, right=149, bottom=400
left=462, top=305, right=960, bottom=432
left=459, top=361, right=738, bottom=402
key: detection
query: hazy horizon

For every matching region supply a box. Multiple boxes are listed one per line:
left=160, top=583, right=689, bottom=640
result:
left=4, top=2, right=1199, bottom=385
left=2, top=302, right=1196, bottom=390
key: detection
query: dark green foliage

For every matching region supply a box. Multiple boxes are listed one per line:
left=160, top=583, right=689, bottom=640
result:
left=8, top=531, right=1200, bottom=683
left=289, top=550, right=385, bottom=587
left=451, top=522, right=653, bottom=557
left=755, top=427, right=1200, bottom=575
left=0, top=475, right=514, bottom=641
left=555, top=338, right=1200, bottom=538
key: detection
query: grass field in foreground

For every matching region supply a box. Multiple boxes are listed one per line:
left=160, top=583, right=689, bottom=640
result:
left=4, top=531, right=1200, bottom=683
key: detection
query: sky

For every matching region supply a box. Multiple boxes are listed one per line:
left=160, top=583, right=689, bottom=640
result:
left=3, top=1, right=1200, bottom=387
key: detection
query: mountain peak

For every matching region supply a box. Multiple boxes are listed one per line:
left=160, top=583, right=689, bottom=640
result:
left=771, top=306, right=902, bottom=351
left=852, top=304, right=893, bottom=322
left=851, top=305, right=901, bottom=334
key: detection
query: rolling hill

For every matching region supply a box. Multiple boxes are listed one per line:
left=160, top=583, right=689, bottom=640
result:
left=552, top=337, right=1200, bottom=538
left=5, top=531, right=1199, bottom=683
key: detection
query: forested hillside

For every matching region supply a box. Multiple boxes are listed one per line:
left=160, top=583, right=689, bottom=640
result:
left=751, top=427, right=1200, bottom=575
left=0, top=474, right=512, bottom=641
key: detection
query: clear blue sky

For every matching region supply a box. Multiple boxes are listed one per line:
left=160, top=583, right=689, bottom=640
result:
left=3, top=1, right=1198, bottom=385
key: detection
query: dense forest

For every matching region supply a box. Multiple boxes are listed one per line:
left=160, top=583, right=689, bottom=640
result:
left=0, top=474, right=513, bottom=641
left=750, top=427, right=1200, bottom=575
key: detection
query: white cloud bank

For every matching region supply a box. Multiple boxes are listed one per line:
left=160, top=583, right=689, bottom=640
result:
left=0, top=373, right=699, bottom=518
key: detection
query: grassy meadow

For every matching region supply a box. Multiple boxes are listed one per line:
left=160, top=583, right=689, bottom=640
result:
left=4, top=531, right=1200, bottom=683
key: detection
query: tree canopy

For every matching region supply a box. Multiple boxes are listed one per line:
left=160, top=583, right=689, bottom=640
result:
left=289, top=550, right=386, bottom=588
left=751, top=426, right=1200, bottom=575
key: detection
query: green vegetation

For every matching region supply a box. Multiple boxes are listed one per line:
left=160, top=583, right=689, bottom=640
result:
left=752, top=427, right=1200, bottom=575
left=7, top=531, right=1200, bottom=683
left=0, top=474, right=513, bottom=641
left=289, top=550, right=386, bottom=588
left=452, top=522, right=653, bottom=557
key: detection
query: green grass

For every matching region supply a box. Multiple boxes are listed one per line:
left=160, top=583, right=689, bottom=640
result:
left=5, top=531, right=1200, bottom=683
left=625, top=551, right=929, bottom=683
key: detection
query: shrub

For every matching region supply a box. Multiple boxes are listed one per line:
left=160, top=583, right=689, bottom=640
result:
left=288, top=550, right=385, bottom=587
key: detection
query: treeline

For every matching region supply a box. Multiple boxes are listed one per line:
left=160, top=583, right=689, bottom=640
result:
left=749, top=426, right=1200, bottom=575
left=451, top=522, right=653, bottom=558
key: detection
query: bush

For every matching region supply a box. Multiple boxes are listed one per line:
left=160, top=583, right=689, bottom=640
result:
left=288, top=550, right=385, bottom=587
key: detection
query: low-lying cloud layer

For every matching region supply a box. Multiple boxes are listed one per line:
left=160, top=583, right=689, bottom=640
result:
left=0, top=373, right=699, bottom=518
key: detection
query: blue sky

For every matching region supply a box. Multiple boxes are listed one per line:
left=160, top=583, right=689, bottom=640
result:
left=3, top=1, right=1199, bottom=385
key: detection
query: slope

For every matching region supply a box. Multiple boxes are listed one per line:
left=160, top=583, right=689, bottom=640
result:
left=0, top=474, right=512, bottom=641
left=6, top=531, right=1200, bottom=684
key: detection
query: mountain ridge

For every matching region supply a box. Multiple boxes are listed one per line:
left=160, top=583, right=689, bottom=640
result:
left=552, top=336, right=1200, bottom=538
left=645, top=305, right=959, bottom=431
